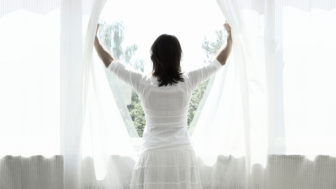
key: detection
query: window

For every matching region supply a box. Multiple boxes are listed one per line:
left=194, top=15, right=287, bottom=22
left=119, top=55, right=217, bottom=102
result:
left=96, top=0, right=225, bottom=137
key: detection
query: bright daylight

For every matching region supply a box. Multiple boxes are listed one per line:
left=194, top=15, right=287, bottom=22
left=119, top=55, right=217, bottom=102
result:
left=0, top=0, right=336, bottom=188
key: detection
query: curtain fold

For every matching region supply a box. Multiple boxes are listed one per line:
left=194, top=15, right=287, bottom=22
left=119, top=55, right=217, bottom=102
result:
left=60, top=0, right=83, bottom=188
left=80, top=0, right=137, bottom=187
left=192, top=0, right=336, bottom=188
left=192, top=1, right=269, bottom=188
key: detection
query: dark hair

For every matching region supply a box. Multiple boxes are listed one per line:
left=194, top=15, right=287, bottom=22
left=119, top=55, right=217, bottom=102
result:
left=151, top=34, right=184, bottom=87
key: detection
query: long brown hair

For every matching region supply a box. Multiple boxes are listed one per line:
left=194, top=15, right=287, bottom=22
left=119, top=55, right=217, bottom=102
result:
left=151, top=34, right=184, bottom=87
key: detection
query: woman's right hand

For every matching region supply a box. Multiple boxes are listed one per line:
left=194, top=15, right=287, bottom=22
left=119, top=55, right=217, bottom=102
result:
left=224, top=22, right=232, bottom=45
left=216, top=22, right=233, bottom=65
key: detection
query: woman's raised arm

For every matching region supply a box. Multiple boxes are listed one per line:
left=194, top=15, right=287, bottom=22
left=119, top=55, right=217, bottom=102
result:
left=94, top=24, right=114, bottom=68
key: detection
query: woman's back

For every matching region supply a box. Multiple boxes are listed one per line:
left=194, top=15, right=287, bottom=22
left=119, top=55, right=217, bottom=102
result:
left=140, top=74, right=192, bottom=151
left=107, top=58, right=222, bottom=152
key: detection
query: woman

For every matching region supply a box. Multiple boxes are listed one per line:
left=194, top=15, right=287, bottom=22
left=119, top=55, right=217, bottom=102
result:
left=94, top=23, right=232, bottom=189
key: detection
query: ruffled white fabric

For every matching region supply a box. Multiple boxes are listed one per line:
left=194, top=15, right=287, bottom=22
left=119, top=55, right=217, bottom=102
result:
left=130, top=145, right=203, bottom=189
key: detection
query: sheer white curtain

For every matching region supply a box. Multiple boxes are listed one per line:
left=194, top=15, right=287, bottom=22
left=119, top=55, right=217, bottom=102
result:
left=0, top=0, right=91, bottom=188
left=0, top=3, right=61, bottom=157
left=192, top=0, right=336, bottom=188
left=80, top=0, right=137, bottom=186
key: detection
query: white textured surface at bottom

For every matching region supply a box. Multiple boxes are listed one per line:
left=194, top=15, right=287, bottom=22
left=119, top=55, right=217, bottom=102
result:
left=129, top=146, right=203, bottom=189
left=0, top=155, right=335, bottom=189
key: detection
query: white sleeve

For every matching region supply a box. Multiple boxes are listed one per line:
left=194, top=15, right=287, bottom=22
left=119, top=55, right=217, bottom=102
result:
left=185, top=59, right=222, bottom=91
left=106, top=60, right=146, bottom=95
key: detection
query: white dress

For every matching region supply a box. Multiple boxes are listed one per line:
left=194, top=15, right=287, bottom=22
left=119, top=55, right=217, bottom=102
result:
left=107, top=59, right=222, bottom=189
